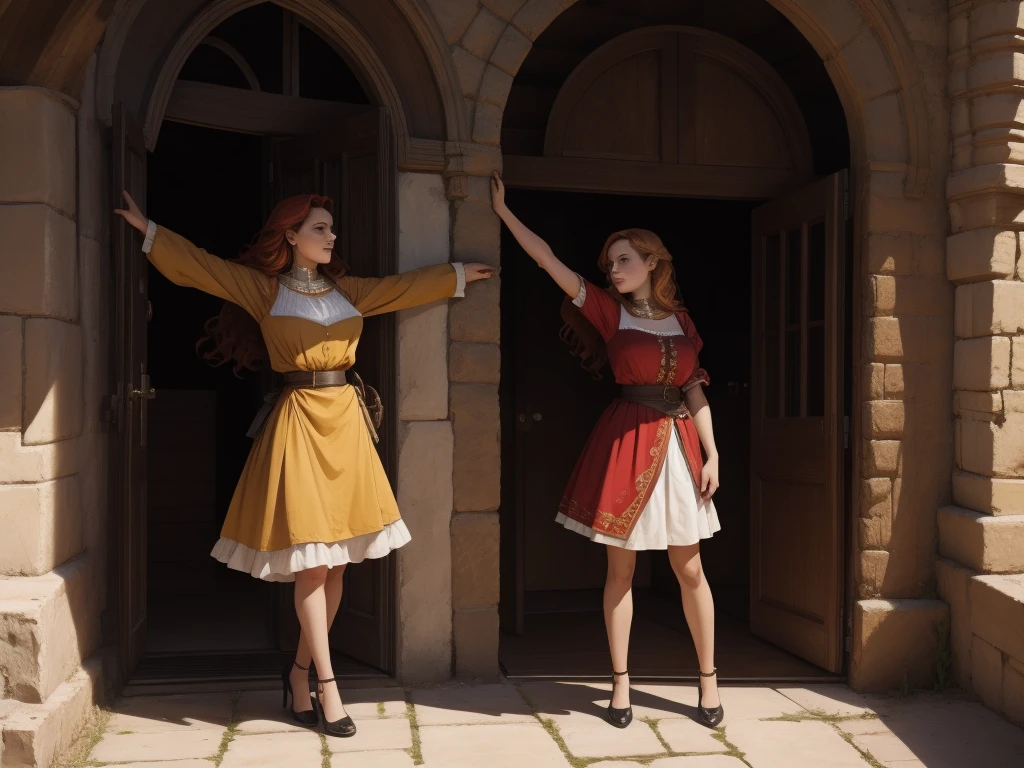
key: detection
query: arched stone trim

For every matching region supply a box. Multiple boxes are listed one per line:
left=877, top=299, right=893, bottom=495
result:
left=96, top=0, right=469, bottom=167
left=439, top=0, right=931, bottom=198
left=543, top=26, right=813, bottom=175
left=200, top=37, right=262, bottom=91
left=141, top=0, right=409, bottom=152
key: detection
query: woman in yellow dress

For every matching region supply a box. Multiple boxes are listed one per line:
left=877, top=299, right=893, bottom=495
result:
left=115, top=190, right=493, bottom=737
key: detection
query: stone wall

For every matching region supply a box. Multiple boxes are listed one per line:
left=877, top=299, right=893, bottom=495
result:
left=938, top=0, right=1024, bottom=728
left=0, top=56, right=109, bottom=765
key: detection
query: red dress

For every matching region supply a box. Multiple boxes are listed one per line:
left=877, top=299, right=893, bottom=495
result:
left=558, top=280, right=709, bottom=540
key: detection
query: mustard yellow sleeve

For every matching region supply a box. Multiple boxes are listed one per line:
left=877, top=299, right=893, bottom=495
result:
left=336, top=263, right=460, bottom=317
left=145, top=225, right=275, bottom=320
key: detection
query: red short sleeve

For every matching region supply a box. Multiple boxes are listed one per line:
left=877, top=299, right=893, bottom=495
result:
left=680, top=312, right=703, bottom=354
left=575, top=279, right=621, bottom=341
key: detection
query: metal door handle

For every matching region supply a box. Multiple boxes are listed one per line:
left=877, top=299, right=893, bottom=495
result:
left=532, top=413, right=543, bottom=422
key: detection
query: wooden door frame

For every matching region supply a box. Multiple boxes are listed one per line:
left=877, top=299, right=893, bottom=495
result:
left=499, top=172, right=855, bottom=675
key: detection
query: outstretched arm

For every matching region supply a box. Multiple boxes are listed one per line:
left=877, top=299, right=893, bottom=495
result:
left=114, top=190, right=273, bottom=319
left=491, top=172, right=581, bottom=298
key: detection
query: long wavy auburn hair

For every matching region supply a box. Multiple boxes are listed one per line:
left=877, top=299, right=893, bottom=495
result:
left=197, top=194, right=350, bottom=375
left=560, top=228, right=687, bottom=378
left=597, top=228, right=686, bottom=313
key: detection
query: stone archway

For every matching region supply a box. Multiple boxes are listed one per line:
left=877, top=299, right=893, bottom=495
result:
left=435, top=0, right=954, bottom=692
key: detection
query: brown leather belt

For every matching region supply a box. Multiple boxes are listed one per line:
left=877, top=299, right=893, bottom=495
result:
left=620, top=384, right=691, bottom=418
left=246, top=369, right=348, bottom=438
left=282, top=370, right=347, bottom=388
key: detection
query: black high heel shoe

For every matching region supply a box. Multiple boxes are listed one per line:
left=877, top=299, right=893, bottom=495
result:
left=697, top=668, right=724, bottom=727
left=281, top=661, right=319, bottom=727
left=606, top=670, right=633, bottom=728
left=314, top=676, right=357, bottom=738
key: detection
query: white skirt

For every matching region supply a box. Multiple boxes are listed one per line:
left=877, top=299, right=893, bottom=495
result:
left=210, top=519, right=412, bottom=582
left=555, top=425, right=721, bottom=549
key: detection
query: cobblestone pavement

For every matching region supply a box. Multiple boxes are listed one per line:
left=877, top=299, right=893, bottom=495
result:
left=59, top=681, right=1024, bottom=767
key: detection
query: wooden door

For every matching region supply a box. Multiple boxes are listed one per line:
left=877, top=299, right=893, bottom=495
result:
left=272, top=107, right=397, bottom=673
left=112, top=103, right=153, bottom=680
left=750, top=171, right=846, bottom=672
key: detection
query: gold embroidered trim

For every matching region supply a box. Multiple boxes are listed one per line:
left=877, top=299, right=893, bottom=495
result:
left=655, top=338, right=668, bottom=384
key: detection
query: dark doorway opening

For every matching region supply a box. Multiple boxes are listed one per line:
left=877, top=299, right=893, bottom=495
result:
left=498, top=188, right=842, bottom=681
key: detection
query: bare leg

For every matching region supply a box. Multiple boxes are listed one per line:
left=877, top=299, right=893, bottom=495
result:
left=291, top=564, right=347, bottom=712
left=604, top=546, right=636, bottom=709
left=668, top=544, right=719, bottom=708
left=294, top=565, right=347, bottom=722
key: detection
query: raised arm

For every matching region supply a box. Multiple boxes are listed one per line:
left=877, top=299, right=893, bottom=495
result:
left=115, top=191, right=273, bottom=320
left=491, top=172, right=581, bottom=298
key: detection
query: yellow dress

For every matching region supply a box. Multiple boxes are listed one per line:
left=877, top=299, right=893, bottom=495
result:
left=144, top=225, right=462, bottom=581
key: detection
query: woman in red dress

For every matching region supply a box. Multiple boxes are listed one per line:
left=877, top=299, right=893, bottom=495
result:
left=492, top=173, right=724, bottom=728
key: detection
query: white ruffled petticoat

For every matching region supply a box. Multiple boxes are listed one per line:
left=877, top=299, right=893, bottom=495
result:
left=555, top=416, right=721, bottom=550
left=211, top=520, right=412, bottom=582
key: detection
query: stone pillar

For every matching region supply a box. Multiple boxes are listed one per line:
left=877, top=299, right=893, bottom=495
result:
left=0, top=84, right=104, bottom=766
left=395, top=172, right=457, bottom=683
left=938, top=0, right=1024, bottom=728
left=846, top=3, right=954, bottom=692
left=449, top=145, right=502, bottom=681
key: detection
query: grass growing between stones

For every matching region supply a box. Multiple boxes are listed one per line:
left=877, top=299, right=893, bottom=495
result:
left=209, top=693, right=241, bottom=768
left=405, top=699, right=425, bottom=765
left=319, top=733, right=332, bottom=768
left=709, top=729, right=754, bottom=767
left=761, top=708, right=879, bottom=724
left=53, top=706, right=111, bottom=768
left=377, top=701, right=386, bottom=717
left=831, top=724, right=885, bottom=768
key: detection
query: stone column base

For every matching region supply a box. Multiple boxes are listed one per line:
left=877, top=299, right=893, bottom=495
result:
left=850, top=598, right=950, bottom=692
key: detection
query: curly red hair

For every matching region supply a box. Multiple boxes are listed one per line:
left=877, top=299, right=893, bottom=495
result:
left=597, top=228, right=686, bottom=313
left=197, top=194, right=349, bottom=375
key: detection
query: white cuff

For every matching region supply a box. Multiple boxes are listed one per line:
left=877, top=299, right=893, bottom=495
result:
left=452, top=262, right=467, bottom=298
left=142, top=220, right=157, bottom=253
left=572, top=273, right=587, bottom=307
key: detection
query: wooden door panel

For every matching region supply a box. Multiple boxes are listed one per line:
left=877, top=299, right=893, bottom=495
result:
left=112, top=102, right=151, bottom=681
left=272, top=107, right=396, bottom=673
left=750, top=171, right=845, bottom=673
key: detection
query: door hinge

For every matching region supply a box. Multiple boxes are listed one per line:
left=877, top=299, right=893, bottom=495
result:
left=843, top=415, right=850, bottom=450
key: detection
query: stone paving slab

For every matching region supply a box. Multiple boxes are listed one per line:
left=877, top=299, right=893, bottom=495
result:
left=711, top=686, right=806, bottom=724
left=325, top=716, right=412, bottom=753
left=220, top=730, right=322, bottom=768
left=836, top=697, right=1024, bottom=768
left=411, top=683, right=534, bottom=725
left=656, top=717, right=729, bottom=753
left=105, top=693, right=234, bottom=733
left=775, top=685, right=884, bottom=717
left=590, top=759, right=747, bottom=768
left=726, top=719, right=868, bottom=767
left=330, top=749, right=416, bottom=767
left=97, top=762, right=215, bottom=768
left=341, top=686, right=408, bottom=718
left=629, top=683, right=698, bottom=719
left=89, top=729, right=224, bottom=763
left=235, top=690, right=317, bottom=734
left=419, top=722, right=572, bottom=767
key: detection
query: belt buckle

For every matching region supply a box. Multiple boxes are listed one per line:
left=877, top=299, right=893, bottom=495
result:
left=663, top=385, right=681, bottom=404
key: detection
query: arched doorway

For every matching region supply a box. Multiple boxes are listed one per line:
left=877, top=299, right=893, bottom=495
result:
left=109, top=1, right=402, bottom=688
left=498, top=4, right=852, bottom=681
